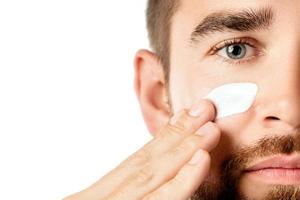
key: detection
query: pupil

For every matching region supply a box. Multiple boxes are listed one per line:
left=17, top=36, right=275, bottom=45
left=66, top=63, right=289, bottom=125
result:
left=226, top=44, right=246, bottom=59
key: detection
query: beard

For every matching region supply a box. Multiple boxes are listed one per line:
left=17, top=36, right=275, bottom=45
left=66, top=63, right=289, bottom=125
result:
left=190, top=134, right=300, bottom=200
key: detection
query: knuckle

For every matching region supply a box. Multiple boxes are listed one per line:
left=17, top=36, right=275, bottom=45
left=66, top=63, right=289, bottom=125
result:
left=132, top=165, right=154, bottom=185
left=165, top=123, right=187, bottom=138
left=126, top=148, right=152, bottom=167
left=168, top=145, right=185, bottom=158
left=183, top=136, right=201, bottom=149
left=168, top=137, right=200, bottom=158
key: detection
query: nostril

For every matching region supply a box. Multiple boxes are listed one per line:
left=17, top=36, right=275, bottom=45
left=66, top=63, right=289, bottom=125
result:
left=266, top=116, right=280, bottom=120
left=263, top=116, right=281, bottom=128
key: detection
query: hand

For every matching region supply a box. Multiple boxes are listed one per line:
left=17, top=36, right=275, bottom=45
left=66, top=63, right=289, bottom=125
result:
left=64, top=99, right=221, bottom=200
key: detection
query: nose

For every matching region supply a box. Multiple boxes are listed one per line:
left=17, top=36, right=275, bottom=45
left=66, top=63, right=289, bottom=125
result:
left=256, top=51, right=300, bottom=131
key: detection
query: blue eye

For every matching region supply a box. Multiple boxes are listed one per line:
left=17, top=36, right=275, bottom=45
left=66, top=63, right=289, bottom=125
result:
left=226, top=44, right=246, bottom=59
left=217, top=43, right=255, bottom=60
left=209, top=37, right=263, bottom=65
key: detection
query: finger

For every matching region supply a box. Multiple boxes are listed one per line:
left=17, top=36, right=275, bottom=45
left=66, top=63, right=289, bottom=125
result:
left=107, top=122, right=220, bottom=200
left=140, top=99, right=216, bottom=160
left=160, top=98, right=216, bottom=137
left=83, top=99, right=216, bottom=199
left=143, top=149, right=210, bottom=200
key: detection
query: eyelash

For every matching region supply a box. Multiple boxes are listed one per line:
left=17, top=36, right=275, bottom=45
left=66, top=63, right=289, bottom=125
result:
left=208, top=37, right=263, bottom=65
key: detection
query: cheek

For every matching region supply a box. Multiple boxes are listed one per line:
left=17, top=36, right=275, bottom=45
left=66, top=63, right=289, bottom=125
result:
left=169, top=61, right=224, bottom=113
left=169, top=57, right=245, bottom=113
left=216, top=115, right=254, bottom=153
left=168, top=73, right=193, bottom=112
left=209, top=130, right=234, bottom=179
left=208, top=114, right=257, bottom=175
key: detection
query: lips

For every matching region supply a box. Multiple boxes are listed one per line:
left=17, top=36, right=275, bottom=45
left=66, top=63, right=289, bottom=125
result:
left=244, top=154, right=300, bottom=184
left=246, top=154, right=300, bottom=171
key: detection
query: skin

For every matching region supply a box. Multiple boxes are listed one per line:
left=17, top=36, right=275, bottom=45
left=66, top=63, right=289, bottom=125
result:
left=65, top=0, right=300, bottom=199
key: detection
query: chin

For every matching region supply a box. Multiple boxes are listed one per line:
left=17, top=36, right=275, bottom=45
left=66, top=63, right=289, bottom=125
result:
left=239, top=172, right=300, bottom=200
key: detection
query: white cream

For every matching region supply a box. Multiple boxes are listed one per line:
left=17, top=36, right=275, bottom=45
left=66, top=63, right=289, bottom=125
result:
left=203, top=82, right=258, bottom=119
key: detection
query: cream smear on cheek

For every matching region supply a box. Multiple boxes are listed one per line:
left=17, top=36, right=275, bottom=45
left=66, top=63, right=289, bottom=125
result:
left=203, top=82, right=258, bottom=119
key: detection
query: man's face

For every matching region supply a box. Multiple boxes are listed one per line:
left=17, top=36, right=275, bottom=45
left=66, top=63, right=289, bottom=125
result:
left=169, top=0, right=300, bottom=199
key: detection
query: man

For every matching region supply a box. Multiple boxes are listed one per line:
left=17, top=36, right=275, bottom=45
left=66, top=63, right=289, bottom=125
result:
left=65, top=0, right=300, bottom=199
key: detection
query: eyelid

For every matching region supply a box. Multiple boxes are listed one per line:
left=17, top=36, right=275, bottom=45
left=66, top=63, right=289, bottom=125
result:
left=206, top=37, right=266, bottom=65
left=207, top=37, right=260, bottom=55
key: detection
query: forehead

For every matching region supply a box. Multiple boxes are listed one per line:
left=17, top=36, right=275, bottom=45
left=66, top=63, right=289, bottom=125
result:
left=168, top=0, right=300, bottom=67
left=178, top=0, right=296, bottom=17
left=171, top=0, right=299, bottom=41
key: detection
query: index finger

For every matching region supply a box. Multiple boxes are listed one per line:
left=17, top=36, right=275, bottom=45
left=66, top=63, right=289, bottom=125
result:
left=87, top=99, right=216, bottom=199
left=143, top=99, right=216, bottom=156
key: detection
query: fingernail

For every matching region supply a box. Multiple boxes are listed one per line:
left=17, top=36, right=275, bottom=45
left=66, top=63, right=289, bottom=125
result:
left=189, top=100, right=207, bottom=117
left=188, top=149, right=204, bottom=165
left=195, top=122, right=214, bottom=136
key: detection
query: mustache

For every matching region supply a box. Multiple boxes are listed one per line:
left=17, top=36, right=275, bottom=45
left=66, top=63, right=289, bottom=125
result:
left=221, top=134, right=300, bottom=180
left=191, top=134, right=300, bottom=200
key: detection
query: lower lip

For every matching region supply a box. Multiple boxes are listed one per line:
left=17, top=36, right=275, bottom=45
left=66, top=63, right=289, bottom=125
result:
left=245, top=168, right=300, bottom=184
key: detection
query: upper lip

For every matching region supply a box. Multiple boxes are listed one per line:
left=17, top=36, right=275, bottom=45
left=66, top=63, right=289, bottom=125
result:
left=245, top=154, right=300, bottom=171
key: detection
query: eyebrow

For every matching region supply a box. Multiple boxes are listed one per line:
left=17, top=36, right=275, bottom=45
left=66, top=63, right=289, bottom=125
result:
left=190, top=6, right=275, bottom=43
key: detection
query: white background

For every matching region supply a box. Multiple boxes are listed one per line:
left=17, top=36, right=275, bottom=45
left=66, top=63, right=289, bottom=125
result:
left=0, top=1, right=152, bottom=199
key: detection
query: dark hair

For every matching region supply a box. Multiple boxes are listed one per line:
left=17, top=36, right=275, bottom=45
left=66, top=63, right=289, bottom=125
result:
left=146, top=0, right=180, bottom=83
